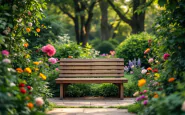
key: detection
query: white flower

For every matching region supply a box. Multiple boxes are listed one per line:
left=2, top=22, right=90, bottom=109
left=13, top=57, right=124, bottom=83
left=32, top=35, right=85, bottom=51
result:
left=141, top=69, right=147, bottom=74
left=17, top=18, right=22, bottom=23
left=35, top=97, right=44, bottom=106
left=182, top=101, right=185, bottom=111
left=2, top=59, right=11, bottom=64
left=28, top=22, right=32, bottom=27
left=10, top=82, right=16, bottom=87
left=7, top=68, right=16, bottom=72
left=3, top=30, right=9, bottom=35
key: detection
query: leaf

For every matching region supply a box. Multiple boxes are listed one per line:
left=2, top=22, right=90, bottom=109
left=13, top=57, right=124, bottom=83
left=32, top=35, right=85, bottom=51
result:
left=158, top=0, right=167, bottom=7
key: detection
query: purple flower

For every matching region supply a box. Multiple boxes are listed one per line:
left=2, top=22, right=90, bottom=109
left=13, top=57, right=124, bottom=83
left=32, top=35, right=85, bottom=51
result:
left=128, top=60, right=133, bottom=68
left=137, top=58, right=141, bottom=67
left=143, top=100, right=148, bottom=105
left=140, top=95, right=145, bottom=99
left=101, top=53, right=106, bottom=56
left=136, top=97, right=141, bottom=101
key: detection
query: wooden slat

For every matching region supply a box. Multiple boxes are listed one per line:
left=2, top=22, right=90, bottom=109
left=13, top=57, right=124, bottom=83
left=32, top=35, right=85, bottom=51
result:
left=56, top=78, right=128, bottom=83
left=60, top=66, right=124, bottom=70
left=59, top=74, right=124, bottom=77
left=60, top=62, right=124, bottom=66
left=60, top=58, right=124, bottom=62
left=60, top=70, right=124, bottom=74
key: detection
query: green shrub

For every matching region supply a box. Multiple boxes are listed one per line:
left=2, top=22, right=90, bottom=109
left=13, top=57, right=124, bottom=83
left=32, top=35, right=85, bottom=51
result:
left=128, top=103, right=143, bottom=113
left=116, top=32, right=155, bottom=67
left=108, top=39, right=119, bottom=47
left=90, top=38, right=101, bottom=48
left=66, top=84, right=92, bottom=97
left=97, top=84, right=118, bottom=97
left=96, top=41, right=115, bottom=54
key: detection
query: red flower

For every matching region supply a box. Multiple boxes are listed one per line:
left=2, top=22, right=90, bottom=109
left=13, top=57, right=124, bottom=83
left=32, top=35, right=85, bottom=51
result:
left=163, top=53, right=170, bottom=60
left=19, top=83, right=25, bottom=87
left=152, top=68, right=158, bottom=73
left=20, top=88, right=26, bottom=94
left=27, top=86, right=31, bottom=90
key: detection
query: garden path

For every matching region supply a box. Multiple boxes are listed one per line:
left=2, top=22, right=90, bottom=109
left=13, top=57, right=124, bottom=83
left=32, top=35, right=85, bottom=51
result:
left=47, top=97, right=135, bottom=115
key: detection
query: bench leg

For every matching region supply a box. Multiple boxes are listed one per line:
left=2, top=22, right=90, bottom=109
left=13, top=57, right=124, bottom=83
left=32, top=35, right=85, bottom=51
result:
left=120, top=83, right=123, bottom=100
left=60, top=84, right=64, bottom=100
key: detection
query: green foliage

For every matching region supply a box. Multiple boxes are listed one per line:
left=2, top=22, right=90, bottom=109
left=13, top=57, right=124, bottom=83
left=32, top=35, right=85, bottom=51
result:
left=66, top=84, right=92, bottom=97
left=90, top=38, right=101, bottom=48
left=116, top=32, right=155, bottom=67
left=96, top=41, right=115, bottom=54
left=128, top=103, right=143, bottom=114
left=96, top=84, right=118, bottom=97
left=108, top=39, right=119, bottom=47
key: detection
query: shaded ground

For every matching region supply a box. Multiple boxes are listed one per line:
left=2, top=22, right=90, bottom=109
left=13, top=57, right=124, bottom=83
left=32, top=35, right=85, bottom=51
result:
left=47, top=97, right=136, bottom=115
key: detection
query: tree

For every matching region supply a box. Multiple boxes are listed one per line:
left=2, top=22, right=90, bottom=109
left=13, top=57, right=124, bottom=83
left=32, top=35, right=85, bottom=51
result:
left=107, top=0, right=153, bottom=34
left=50, top=0, right=97, bottom=46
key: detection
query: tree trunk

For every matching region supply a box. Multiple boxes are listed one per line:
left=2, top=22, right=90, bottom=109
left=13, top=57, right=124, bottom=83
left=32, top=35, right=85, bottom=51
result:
left=74, top=17, right=80, bottom=44
left=130, top=0, right=145, bottom=34
left=99, top=0, right=111, bottom=40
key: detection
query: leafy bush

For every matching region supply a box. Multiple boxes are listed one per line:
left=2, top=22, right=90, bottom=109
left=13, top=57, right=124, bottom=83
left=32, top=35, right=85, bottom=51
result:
left=96, top=41, right=115, bottom=54
left=90, top=38, right=101, bottom=48
left=66, top=84, right=92, bottom=97
left=108, top=39, right=119, bottom=47
left=128, top=103, right=143, bottom=113
left=97, top=84, right=118, bottom=97
left=116, top=32, right=155, bottom=67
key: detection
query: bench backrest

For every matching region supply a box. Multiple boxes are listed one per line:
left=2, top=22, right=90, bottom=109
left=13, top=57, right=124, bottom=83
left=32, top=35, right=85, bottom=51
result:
left=59, top=58, right=124, bottom=78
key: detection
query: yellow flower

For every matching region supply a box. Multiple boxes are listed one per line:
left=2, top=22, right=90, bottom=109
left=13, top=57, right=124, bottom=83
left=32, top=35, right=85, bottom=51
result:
left=24, top=67, right=32, bottom=74
left=168, top=77, right=175, bottom=82
left=27, top=102, right=34, bottom=109
left=154, top=73, right=160, bottom=80
left=33, top=62, right=40, bottom=65
left=34, top=68, right=39, bottom=71
left=138, top=79, right=146, bottom=87
left=16, top=68, right=23, bottom=73
left=25, top=54, right=30, bottom=58
left=39, top=73, right=46, bottom=80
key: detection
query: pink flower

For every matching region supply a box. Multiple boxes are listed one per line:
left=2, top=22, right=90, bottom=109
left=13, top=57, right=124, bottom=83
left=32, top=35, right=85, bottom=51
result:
left=148, top=58, right=154, bottom=63
left=41, top=44, right=56, bottom=57
left=28, top=11, right=31, bottom=16
left=143, top=90, right=147, bottom=93
left=2, top=50, right=9, bottom=56
left=55, top=68, right=59, bottom=71
left=163, top=53, right=170, bottom=60
left=2, top=58, right=11, bottom=63
left=48, top=57, right=57, bottom=64
left=35, top=97, right=44, bottom=106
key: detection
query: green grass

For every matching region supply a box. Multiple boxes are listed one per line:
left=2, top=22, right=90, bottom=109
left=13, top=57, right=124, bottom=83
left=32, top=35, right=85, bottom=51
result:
left=107, top=105, right=130, bottom=109
left=53, top=105, right=103, bottom=108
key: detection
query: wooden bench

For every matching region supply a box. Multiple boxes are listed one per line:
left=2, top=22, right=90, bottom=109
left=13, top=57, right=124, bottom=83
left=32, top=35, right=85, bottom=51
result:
left=55, top=58, right=128, bottom=100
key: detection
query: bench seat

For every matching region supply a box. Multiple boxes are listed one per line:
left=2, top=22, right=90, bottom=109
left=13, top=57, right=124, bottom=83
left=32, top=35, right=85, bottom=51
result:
left=56, top=78, right=128, bottom=83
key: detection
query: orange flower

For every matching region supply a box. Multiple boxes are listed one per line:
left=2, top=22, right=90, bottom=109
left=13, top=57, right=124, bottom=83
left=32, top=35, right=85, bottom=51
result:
left=68, top=56, right=73, bottom=58
left=168, top=77, right=175, bottom=82
left=146, top=73, right=150, bottom=75
left=16, top=68, right=23, bottom=73
left=27, top=102, right=34, bottom=109
left=138, top=79, right=146, bottom=87
left=144, top=48, right=150, bottom=54
left=147, top=67, right=152, bottom=71
left=153, top=94, right=159, bottom=98
left=26, top=28, right=31, bottom=32
left=36, top=28, right=40, bottom=32
left=24, top=43, right=29, bottom=48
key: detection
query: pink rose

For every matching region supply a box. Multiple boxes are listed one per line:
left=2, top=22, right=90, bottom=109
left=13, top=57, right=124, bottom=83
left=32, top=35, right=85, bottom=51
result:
left=143, top=90, right=147, bottom=93
left=55, top=68, right=59, bottom=71
left=2, top=50, right=9, bottom=56
left=28, top=11, right=31, bottom=16
left=148, top=58, right=154, bottom=63
left=41, top=44, right=56, bottom=57
left=48, top=57, right=57, bottom=64
left=163, top=53, right=170, bottom=60
left=35, top=97, right=44, bottom=106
